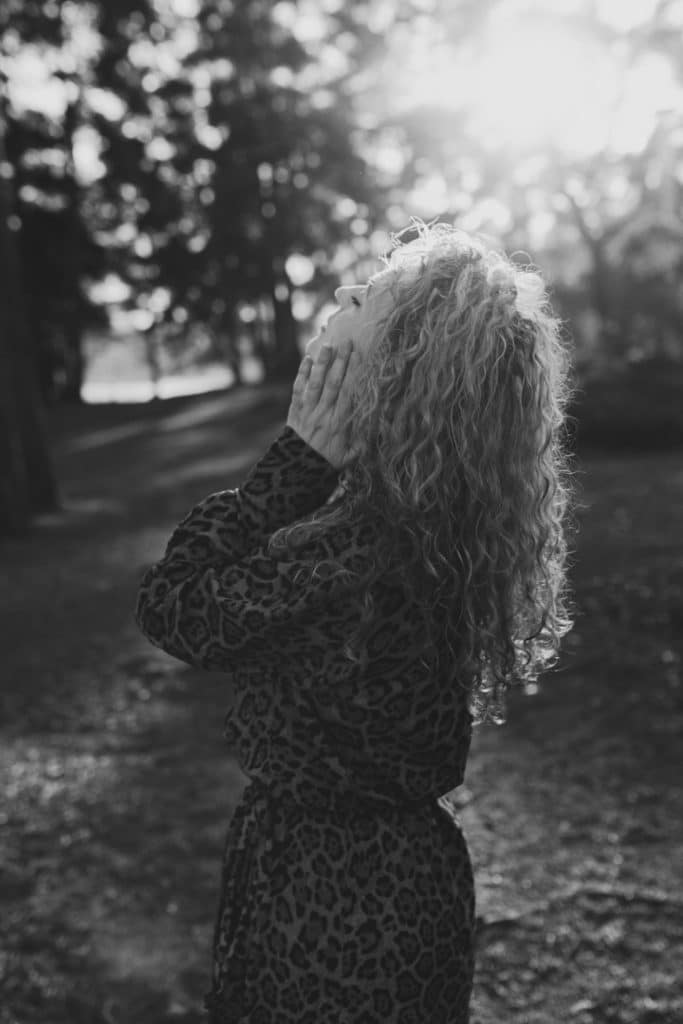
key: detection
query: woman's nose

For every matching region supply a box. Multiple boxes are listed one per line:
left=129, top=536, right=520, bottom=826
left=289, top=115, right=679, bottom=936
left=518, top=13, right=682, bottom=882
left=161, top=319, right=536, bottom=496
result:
left=335, top=286, right=361, bottom=304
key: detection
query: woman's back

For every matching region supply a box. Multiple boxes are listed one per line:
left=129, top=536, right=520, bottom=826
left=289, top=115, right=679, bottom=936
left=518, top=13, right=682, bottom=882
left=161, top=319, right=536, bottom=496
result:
left=134, top=219, right=576, bottom=1023
left=136, top=423, right=477, bottom=1023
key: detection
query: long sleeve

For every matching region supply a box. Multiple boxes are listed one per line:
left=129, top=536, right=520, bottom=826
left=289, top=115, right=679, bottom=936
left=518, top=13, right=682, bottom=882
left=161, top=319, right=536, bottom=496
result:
left=133, top=424, right=362, bottom=671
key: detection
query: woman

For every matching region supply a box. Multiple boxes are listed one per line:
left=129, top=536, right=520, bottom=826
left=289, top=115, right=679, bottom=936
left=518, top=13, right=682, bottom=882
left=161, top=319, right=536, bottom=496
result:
left=134, top=220, right=576, bottom=1023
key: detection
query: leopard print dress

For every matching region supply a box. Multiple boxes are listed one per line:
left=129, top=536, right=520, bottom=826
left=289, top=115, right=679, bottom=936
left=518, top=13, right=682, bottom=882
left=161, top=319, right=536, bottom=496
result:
left=134, top=424, right=476, bottom=1023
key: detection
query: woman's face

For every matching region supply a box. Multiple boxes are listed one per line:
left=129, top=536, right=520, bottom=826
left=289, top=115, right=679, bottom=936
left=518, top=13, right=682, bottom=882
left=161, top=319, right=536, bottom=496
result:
left=305, top=272, right=395, bottom=364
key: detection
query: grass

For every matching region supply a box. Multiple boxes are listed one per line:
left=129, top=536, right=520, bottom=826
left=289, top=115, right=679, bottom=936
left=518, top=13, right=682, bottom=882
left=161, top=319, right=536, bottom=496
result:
left=1, top=379, right=682, bottom=1024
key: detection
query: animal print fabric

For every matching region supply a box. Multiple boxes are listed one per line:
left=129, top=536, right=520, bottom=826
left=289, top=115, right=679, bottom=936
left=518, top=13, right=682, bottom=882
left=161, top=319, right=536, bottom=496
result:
left=135, top=424, right=476, bottom=1022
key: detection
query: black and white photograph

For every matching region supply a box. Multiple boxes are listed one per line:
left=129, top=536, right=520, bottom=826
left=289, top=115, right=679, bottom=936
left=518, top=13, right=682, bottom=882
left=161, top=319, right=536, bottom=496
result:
left=1, top=1, right=681, bottom=1022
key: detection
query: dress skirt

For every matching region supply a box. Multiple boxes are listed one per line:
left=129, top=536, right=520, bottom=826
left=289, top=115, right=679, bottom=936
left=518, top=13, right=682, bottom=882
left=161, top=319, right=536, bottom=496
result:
left=202, top=778, right=476, bottom=1024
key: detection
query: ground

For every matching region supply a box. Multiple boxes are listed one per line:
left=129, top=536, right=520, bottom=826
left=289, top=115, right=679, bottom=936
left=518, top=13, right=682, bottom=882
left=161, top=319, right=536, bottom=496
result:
left=1, top=383, right=681, bottom=1024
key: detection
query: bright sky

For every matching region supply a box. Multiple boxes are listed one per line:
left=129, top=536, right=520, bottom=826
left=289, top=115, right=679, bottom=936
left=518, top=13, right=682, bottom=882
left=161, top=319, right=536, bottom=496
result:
left=371, top=0, right=681, bottom=157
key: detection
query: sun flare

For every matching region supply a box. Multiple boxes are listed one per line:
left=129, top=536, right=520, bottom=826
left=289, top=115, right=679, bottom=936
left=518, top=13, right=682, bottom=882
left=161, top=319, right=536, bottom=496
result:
left=465, top=25, right=616, bottom=154
left=386, top=10, right=679, bottom=158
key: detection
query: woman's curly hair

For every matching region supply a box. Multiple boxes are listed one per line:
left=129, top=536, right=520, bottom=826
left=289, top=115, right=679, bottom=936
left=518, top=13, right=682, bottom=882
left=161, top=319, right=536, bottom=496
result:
left=269, top=219, right=578, bottom=725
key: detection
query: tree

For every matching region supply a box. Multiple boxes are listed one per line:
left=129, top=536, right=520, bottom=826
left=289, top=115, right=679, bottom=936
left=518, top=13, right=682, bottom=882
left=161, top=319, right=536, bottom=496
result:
left=349, top=0, right=683, bottom=377
left=170, top=0, right=395, bottom=379
left=1, top=1, right=112, bottom=405
left=0, top=95, right=59, bottom=535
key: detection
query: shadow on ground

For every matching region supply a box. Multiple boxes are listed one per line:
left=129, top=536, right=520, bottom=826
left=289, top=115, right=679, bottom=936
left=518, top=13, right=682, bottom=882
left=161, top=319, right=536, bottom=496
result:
left=1, top=382, right=682, bottom=1024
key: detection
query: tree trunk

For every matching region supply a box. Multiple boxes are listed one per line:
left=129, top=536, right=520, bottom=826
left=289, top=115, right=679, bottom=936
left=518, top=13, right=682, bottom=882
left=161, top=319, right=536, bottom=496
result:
left=0, top=315, right=31, bottom=535
left=263, top=250, right=300, bottom=381
left=60, top=301, right=85, bottom=404
left=271, top=276, right=300, bottom=379
left=61, top=99, right=84, bottom=404
left=0, top=110, right=59, bottom=535
left=563, top=189, right=624, bottom=363
left=255, top=174, right=300, bottom=381
left=216, top=306, right=244, bottom=387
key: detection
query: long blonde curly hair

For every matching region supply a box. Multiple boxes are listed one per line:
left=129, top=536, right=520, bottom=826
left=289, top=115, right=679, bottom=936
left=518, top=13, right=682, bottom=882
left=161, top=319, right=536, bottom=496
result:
left=269, top=219, right=578, bottom=725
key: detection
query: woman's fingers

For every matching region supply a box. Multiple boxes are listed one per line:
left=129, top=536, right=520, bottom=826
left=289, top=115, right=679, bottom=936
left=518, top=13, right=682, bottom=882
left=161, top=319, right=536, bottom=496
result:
left=306, top=344, right=334, bottom=397
left=318, top=339, right=353, bottom=408
left=302, top=340, right=352, bottom=406
left=287, top=340, right=358, bottom=465
left=291, top=354, right=312, bottom=397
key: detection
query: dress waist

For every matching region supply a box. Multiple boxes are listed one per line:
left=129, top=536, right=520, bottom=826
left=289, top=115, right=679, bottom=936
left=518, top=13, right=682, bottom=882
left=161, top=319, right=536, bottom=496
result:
left=246, top=774, right=460, bottom=831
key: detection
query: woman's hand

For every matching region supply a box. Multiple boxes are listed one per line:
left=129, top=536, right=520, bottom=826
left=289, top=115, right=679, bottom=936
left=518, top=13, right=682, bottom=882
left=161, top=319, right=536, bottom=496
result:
left=286, top=337, right=360, bottom=470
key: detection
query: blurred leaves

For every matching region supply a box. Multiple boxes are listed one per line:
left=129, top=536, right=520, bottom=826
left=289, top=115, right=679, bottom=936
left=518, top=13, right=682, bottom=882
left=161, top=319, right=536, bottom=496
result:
left=1, top=0, right=681, bottom=404
left=1, top=0, right=682, bottom=535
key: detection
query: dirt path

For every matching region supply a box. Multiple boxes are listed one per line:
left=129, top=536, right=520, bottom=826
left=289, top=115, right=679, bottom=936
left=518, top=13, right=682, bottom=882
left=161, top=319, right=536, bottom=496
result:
left=1, top=384, right=681, bottom=1024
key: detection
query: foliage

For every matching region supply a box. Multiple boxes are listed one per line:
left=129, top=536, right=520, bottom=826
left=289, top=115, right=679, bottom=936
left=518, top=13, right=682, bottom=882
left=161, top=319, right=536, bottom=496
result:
left=2, top=0, right=681, bottom=402
left=0, top=0, right=681, bottom=533
left=1, top=0, right=398, bottom=397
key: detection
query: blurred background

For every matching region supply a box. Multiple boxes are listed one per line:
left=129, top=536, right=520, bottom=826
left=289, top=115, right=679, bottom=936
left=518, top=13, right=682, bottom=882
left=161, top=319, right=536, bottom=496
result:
left=1, top=3, right=682, bottom=1023
left=1, top=0, right=682, bottom=532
